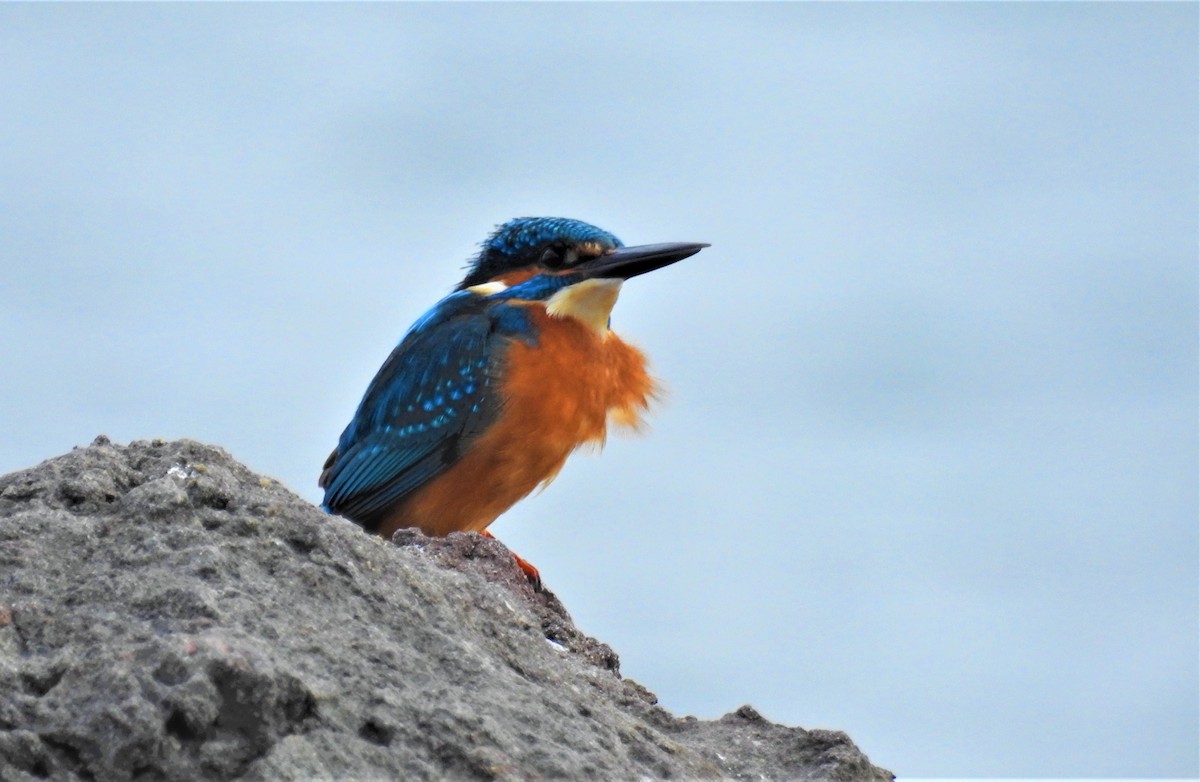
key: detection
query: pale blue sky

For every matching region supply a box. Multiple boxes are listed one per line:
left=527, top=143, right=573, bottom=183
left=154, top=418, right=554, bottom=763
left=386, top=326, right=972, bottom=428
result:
left=2, top=4, right=1196, bottom=777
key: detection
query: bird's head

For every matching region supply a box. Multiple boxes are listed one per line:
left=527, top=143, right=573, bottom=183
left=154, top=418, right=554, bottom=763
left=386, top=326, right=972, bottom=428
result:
left=459, top=217, right=707, bottom=290
left=456, top=217, right=707, bottom=331
left=459, top=217, right=623, bottom=289
left=455, top=217, right=707, bottom=330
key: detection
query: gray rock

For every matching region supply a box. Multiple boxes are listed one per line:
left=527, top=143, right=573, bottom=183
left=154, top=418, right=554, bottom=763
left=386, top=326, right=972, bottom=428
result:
left=0, top=436, right=893, bottom=781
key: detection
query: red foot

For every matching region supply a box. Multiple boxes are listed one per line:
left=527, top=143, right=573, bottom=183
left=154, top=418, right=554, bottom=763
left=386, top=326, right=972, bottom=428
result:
left=480, top=530, right=542, bottom=591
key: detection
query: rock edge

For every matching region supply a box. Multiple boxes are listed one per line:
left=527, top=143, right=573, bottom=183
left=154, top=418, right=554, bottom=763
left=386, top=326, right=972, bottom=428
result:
left=0, top=436, right=892, bottom=781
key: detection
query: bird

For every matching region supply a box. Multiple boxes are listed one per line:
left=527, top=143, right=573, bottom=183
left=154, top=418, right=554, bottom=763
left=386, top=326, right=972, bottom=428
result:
left=319, top=217, right=707, bottom=586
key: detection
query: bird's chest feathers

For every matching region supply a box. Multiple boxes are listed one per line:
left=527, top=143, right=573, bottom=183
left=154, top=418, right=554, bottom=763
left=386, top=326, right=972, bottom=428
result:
left=497, top=303, right=657, bottom=451
left=544, top=278, right=623, bottom=333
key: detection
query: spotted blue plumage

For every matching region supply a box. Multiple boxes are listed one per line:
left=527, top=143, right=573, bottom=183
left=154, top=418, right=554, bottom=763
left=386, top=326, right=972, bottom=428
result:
left=320, top=276, right=590, bottom=528
left=320, top=290, right=530, bottom=527
left=485, top=217, right=622, bottom=257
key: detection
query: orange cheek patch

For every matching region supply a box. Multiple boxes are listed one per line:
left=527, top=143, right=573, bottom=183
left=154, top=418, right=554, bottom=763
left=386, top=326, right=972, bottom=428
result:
left=494, top=269, right=541, bottom=287
left=575, top=241, right=606, bottom=258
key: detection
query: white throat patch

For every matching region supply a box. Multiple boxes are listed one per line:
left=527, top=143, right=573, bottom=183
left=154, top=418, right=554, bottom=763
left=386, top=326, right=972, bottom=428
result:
left=545, top=278, right=624, bottom=333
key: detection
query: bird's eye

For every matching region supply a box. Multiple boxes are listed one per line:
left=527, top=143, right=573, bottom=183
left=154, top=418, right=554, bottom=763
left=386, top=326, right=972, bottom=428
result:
left=540, top=247, right=566, bottom=269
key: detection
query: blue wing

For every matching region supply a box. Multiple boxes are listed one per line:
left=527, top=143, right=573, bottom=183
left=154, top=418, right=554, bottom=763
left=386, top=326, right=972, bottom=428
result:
left=320, top=290, right=528, bottom=529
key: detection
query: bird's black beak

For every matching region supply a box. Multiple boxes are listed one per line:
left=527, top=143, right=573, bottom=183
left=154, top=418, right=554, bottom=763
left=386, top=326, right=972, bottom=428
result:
left=576, top=242, right=709, bottom=281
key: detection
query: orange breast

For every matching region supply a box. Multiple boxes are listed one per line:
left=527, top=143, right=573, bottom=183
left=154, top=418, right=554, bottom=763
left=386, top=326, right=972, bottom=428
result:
left=375, top=305, right=657, bottom=539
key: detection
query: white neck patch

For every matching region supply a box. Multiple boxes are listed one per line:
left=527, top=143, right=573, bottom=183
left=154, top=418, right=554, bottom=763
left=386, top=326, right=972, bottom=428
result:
left=545, top=278, right=624, bottom=333
left=466, top=281, right=508, bottom=296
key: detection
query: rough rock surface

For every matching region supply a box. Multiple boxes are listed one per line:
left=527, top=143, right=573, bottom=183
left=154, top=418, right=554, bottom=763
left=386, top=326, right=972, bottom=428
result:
left=0, top=437, right=893, bottom=781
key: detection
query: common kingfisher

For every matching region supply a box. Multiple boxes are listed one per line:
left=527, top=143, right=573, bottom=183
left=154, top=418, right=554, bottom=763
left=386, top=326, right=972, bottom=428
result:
left=320, top=217, right=707, bottom=585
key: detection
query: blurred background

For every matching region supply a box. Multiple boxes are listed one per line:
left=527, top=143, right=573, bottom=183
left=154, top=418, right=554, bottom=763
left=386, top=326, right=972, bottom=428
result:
left=1, top=4, right=1195, bottom=777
